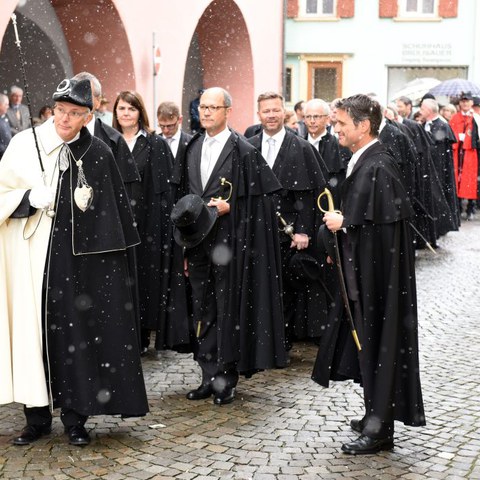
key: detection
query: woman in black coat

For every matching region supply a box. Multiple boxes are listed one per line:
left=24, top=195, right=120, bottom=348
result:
left=113, top=91, right=191, bottom=353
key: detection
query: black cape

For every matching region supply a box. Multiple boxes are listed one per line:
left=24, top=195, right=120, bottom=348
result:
left=131, top=133, right=191, bottom=350
left=45, top=128, right=148, bottom=417
left=249, top=130, right=329, bottom=340
left=313, top=142, right=425, bottom=429
left=171, top=129, right=288, bottom=373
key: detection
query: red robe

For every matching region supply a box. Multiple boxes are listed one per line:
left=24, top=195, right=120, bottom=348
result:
left=450, top=111, right=479, bottom=199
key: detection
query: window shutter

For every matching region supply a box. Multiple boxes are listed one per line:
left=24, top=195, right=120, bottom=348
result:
left=287, top=0, right=299, bottom=18
left=338, top=0, right=355, bottom=18
left=439, top=0, right=458, bottom=18
left=379, top=0, right=398, bottom=18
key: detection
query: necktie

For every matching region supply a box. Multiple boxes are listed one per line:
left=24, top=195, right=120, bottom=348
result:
left=201, top=137, right=215, bottom=188
left=166, top=137, right=173, bottom=147
left=266, top=137, right=276, bottom=168
left=58, top=144, right=70, bottom=172
left=15, top=107, right=20, bottom=122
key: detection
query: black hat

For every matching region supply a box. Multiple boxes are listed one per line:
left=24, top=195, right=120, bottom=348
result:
left=459, top=91, right=473, bottom=101
left=171, top=194, right=217, bottom=248
left=52, top=79, right=93, bottom=110
left=286, top=252, right=322, bottom=290
left=317, top=224, right=336, bottom=260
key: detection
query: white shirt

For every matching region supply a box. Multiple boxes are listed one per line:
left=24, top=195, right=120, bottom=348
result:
left=124, top=129, right=146, bottom=152
left=307, top=130, right=327, bottom=150
left=163, top=128, right=181, bottom=158
left=262, top=128, right=286, bottom=168
left=346, top=138, right=379, bottom=178
left=201, top=127, right=231, bottom=186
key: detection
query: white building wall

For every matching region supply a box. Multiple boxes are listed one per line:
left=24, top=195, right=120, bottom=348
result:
left=286, top=0, right=479, bottom=105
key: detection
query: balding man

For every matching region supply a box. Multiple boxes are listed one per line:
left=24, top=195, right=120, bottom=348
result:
left=6, top=85, right=30, bottom=136
left=170, top=87, right=287, bottom=406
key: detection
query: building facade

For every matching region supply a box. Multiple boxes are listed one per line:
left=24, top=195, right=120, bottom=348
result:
left=285, top=0, right=480, bottom=106
left=0, top=0, right=285, bottom=132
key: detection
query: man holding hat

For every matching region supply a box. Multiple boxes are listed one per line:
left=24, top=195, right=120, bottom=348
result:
left=170, top=87, right=288, bottom=405
left=0, top=78, right=148, bottom=446
left=449, top=91, right=480, bottom=220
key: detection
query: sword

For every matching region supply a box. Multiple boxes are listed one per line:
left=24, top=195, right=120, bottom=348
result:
left=317, top=188, right=361, bottom=351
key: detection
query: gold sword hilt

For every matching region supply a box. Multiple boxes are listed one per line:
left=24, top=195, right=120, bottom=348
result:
left=212, top=177, right=233, bottom=202
left=317, top=188, right=342, bottom=214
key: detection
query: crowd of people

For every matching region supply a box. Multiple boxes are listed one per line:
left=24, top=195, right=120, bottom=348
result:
left=0, top=74, right=477, bottom=455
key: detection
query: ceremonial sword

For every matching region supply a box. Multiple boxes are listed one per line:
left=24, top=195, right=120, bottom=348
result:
left=317, top=188, right=362, bottom=351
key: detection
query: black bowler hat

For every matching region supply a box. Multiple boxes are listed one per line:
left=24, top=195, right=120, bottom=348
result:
left=52, top=78, right=93, bottom=110
left=459, top=91, right=473, bottom=101
left=171, top=194, right=218, bottom=248
left=317, top=224, right=336, bottom=260
left=286, top=252, right=322, bottom=290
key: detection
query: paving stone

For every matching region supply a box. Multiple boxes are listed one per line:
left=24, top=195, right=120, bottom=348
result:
left=1, top=221, right=480, bottom=479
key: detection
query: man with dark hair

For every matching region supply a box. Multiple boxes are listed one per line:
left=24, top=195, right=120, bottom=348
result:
left=294, top=99, right=307, bottom=137
left=322, top=94, right=425, bottom=454
left=170, top=87, right=287, bottom=406
left=0, top=78, right=148, bottom=446
left=157, top=101, right=192, bottom=160
left=395, top=95, right=413, bottom=120
left=248, top=92, right=328, bottom=345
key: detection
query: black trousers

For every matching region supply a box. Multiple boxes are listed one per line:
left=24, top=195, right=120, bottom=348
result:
left=187, top=237, right=238, bottom=393
left=24, top=405, right=88, bottom=428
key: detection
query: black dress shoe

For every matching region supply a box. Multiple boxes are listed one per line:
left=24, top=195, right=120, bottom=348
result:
left=350, top=418, right=364, bottom=434
left=341, top=434, right=394, bottom=455
left=65, top=425, right=91, bottom=446
left=186, top=384, right=213, bottom=400
left=214, top=388, right=235, bottom=405
left=13, top=424, right=52, bottom=445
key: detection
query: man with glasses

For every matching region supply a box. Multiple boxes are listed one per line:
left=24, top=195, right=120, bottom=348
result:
left=0, top=78, right=148, bottom=446
left=304, top=98, right=346, bottom=206
left=170, top=87, right=287, bottom=406
left=248, top=92, right=328, bottom=347
left=157, top=101, right=192, bottom=160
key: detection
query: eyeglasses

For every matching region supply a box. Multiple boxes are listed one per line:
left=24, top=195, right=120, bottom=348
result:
left=304, top=114, right=329, bottom=121
left=158, top=120, right=178, bottom=130
left=198, top=105, right=229, bottom=112
left=54, top=106, right=90, bottom=119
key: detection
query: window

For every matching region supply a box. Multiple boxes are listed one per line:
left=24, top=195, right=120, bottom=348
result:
left=307, top=61, right=342, bottom=102
left=285, top=67, right=293, bottom=103
left=302, top=0, right=335, bottom=16
left=400, top=0, right=437, bottom=17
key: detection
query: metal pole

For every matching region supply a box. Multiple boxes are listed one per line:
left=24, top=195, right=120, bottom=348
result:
left=152, top=32, right=157, bottom=131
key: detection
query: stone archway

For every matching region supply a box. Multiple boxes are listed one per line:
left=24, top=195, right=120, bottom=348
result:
left=0, top=0, right=134, bottom=114
left=182, top=0, right=254, bottom=133
left=0, top=0, right=72, bottom=114
left=50, top=0, right=135, bottom=107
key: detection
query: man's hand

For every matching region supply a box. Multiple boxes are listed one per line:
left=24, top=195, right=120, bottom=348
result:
left=323, top=211, right=344, bottom=232
left=291, top=233, right=309, bottom=250
left=208, top=197, right=230, bottom=216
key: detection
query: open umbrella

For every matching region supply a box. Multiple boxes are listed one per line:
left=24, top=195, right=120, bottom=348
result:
left=428, top=78, right=480, bottom=97
left=391, top=77, right=441, bottom=104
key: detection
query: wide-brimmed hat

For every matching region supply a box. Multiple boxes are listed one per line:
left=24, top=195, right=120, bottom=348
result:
left=171, top=194, right=217, bottom=248
left=286, top=252, right=322, bottom=290
left=52, top=78, right=93, bottom=110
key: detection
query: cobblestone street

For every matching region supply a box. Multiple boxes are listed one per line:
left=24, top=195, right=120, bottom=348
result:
left=1, top=220, right=479, bottom=480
